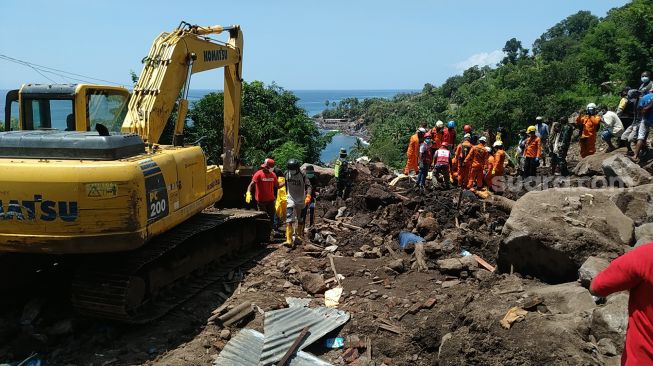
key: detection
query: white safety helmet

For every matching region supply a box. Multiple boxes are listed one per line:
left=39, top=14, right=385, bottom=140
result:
left=535, top=116, right=544, bottom=122
left=418, top=127, right=427, bottom=133
left=479, top=136, right=487, bottom=143
left=493, top=141, right=503, bottom=147
left=435, top=120, right=444, bottom=128
left=587, top=103, right=597, bottom=110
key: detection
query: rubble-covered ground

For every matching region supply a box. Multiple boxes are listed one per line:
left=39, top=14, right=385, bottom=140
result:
left=0, top=137, right=651, bottom=365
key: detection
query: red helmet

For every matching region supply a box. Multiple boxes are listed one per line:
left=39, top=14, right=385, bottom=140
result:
left=463, top=125, right=472, bottom=133
left=424, top=132, right=432, bottom=138
left=441, top=142, right=448, bottom=147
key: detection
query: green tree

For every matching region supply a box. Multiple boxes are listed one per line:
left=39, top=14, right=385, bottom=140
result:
left=186, top=81, right=331, bottom=167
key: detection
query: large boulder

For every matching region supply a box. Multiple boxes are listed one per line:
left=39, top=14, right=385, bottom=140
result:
left=301, top=163, right=334, bottom=187
left=527, top=282, right=596, bottom=314
left=609, top=184, right=653, bottom=226
left=499, top=188, right=633, bottom=283
left=602, top=154, right=653, bottom=187
left=578, top=256, right=610, bottom=288
left=635, top=224, right=653, bottom=247
left=573, top=150, right=625, bottom=177
left=591, top=293, right=628, bottom=352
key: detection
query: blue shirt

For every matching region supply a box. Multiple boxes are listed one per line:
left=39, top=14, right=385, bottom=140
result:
left=639, top=93, right=653, bottom=124
left=536, top=122, right=549, bottom=140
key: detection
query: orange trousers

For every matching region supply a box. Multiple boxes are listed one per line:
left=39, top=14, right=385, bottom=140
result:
left=579, top=137, right=596, bottom=158
left=404, top=157, right=418, bottom=174
left=484, top=172, right=494, bottom=189
left=467, top=167, right=484, bottom=189
left=457, top=164, right=469, bottom=187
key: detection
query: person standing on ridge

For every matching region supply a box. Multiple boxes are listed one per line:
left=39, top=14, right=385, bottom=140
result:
left=454, top=133, right=473, bottom=187
left=433, top=141, right=452, bottom=189
left=618, top=88, right=640, bottom=155
left=576, top=103, right=601, bottom=158
left=535, top=117, right=549, bottom=166
left=522, top=125, right=541, bottom=177
left=334, top=148, right=351, bottom=199
left=464, top=136, right=489, bottom=190
left=416, top=132, right=433, bottom=189
left=554, top=117, right=574, bottom=176
left=599, top=106, right=625, bottom=152
left=444, top=120, right=457, bottom=152
left=284, top=159, right=312, bottom=247
left=632, top=88, right=653, bottom=163
left=246, top=159, right=278, bottom=222
left=404, top=127, right=426, bottom=175
left=547, top=121, right=561, bottom=174
left=590, top=242, right=653, bottom=366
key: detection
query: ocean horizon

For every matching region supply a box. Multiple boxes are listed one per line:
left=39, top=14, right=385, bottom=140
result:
left=0, top=88, right=416, bottom=162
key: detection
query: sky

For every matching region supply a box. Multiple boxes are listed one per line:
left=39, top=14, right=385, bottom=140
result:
left=0, top=0, right=629, bottom=90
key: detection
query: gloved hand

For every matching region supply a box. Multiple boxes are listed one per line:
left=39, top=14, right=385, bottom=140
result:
left=492, top=169, right=496, bottom=175
left=535, top=157, right=540, bottom=163
left=304, top=195, right=312, bottom=205
left=245, top=191, right=252, bottom=204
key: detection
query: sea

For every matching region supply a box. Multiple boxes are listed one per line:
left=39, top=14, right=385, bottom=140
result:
left=0, top=88, right=416, bottom=163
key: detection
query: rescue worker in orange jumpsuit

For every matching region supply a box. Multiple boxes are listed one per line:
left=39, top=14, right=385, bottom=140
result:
left=464, top=136, right=489, bottom=190
left=575, top=103, right=601, bottom=158
left=484, top=146, right=495, bottom=189
left=404, top=127, right=426, bottom=175
left=430, top=121, right=445, bottom=154
left=453, top=133, right=473, bottom=187
left=522, top=125, right=541, bottom=177
left=491, top=140, right=506, bottom=192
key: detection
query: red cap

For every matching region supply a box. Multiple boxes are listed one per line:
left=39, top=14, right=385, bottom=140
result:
left=261, top=158, right=275, bottom=168
left=441, top=142, right=448, bottom=147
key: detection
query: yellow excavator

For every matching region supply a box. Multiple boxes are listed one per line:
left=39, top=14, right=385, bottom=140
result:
left=0, top=22, right=270, bottom=323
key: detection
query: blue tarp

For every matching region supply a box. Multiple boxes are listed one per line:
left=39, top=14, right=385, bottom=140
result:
left=398, top=231, right=424, bottom=249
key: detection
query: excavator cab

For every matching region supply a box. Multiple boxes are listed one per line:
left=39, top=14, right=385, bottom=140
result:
left=4, top=84, right=130, bottom=133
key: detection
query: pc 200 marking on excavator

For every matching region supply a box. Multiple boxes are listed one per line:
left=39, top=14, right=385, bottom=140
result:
left=0, top=22, right=271, bottom=323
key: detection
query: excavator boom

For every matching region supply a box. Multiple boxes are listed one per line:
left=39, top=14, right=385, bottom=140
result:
left=123, top=22, right=243, bottom=173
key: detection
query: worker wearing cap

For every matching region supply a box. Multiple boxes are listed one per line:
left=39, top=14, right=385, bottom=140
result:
left=464, top=136, right=489, bottom=190
left=576, top=103, right=601, bottom=158
left=491, top=141, right=506, bottom=192
left=404, top=127, right=426, bottom=175
left=430, top=121, right=445, bottom=154
left=453, top=133, right=473, bottom=187
left=246, top=158, right=278, bottom=222
left=522, top=126, right=541, bottom=177
left=334, top=148, right=351, bottom=199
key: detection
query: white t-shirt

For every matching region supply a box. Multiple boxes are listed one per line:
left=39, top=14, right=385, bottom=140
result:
left=602, top=111, right=624, bottom=135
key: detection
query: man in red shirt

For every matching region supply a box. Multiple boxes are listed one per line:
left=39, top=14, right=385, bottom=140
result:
left=591, top=242, right=653, bottom=365
left=246, top=158, right=278, bottom=221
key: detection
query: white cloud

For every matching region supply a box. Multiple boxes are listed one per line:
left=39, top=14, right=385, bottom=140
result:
left=455, top=50, right=504, bottom=71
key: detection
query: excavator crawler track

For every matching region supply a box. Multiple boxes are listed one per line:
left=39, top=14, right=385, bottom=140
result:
left=71, top=209, right=270, bottom=323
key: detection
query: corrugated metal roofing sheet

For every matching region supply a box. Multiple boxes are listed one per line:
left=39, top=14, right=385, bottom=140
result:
left=258, top=306, right=350, bottom=365
left=214, top=329, right=332, bottom=366
left=285, top=297, right=311, bottom=308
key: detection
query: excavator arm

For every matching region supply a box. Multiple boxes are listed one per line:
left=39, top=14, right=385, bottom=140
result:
left=122, top=22, right=244, bottom=173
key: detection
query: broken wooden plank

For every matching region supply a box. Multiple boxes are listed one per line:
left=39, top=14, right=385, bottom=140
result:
left=472, top=254, right=496, bottom=272
left=328, top=255, right=342, bottom=287
left=322, top=218, right=363, bottom=230
left=378, top=323, right=403, bottom=334
left=276, top=326, right=311, bottom=366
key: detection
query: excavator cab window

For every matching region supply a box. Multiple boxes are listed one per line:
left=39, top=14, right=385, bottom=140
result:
left=21, top=97, right=74, bottom=130
left=86, top=89, right=129, bottom=133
